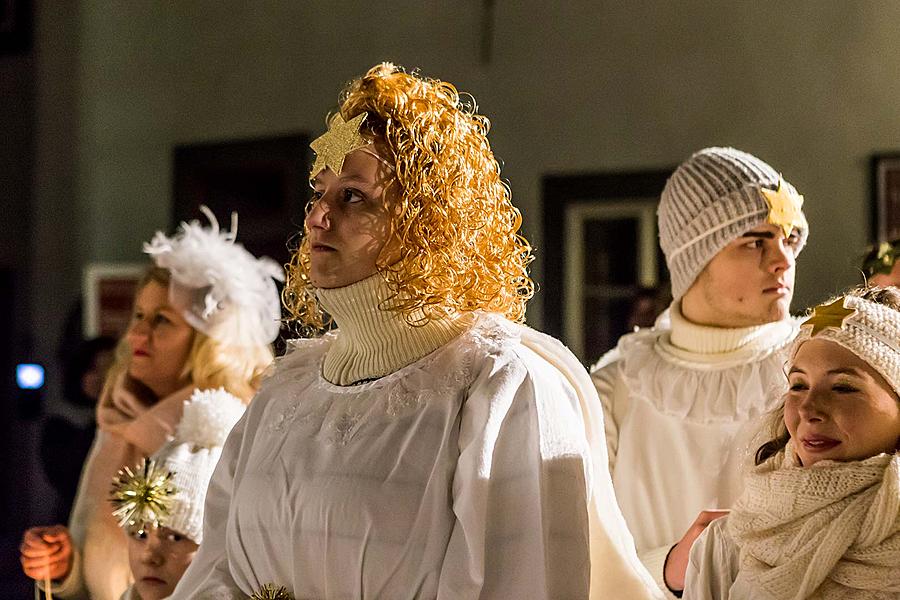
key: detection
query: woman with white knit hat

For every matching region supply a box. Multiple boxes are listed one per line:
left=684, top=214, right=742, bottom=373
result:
left=171, top=63, right=661, bottom=600
left=20, top=208, right=282, bottom=600
left=684, top=285, right=900, bottom=599
left=112, top=388, right=246, bottom=600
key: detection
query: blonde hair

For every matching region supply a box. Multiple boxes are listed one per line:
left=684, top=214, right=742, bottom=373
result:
left=102, top=267, right=272, bottom=404
left=284, top=62, right=534, bottom=332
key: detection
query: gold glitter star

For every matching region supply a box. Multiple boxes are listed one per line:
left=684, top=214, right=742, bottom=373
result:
left=801, top=297, right=858, bottom=336
left=309, top=113, right=370, bottom=178
left=761, top=177, right=806, bottom=238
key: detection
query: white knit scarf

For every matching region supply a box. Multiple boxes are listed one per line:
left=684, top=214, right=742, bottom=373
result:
left=727, top=444, right=900, bottom=599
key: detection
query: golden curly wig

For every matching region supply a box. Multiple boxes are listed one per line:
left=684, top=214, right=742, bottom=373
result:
left=284, top=63, right=534, bottom=331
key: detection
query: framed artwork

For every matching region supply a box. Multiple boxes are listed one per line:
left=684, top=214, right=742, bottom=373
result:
left=872, top=153, right=900, bottom=242
left=82, top=263, right=145, bottom=338
left=542, top=170, right=672, bottom=365
left=173, top=133, right=310, bottom=270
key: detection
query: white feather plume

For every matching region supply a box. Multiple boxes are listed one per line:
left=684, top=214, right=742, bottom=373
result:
left=143, top=205, right=284, bottom=346
left=176, top=388, right=246, bottom=449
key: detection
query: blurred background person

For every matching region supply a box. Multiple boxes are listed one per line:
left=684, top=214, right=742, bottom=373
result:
left=861, top=238, right=900, bottom=287
left=20, top=209, right=282, bottom=600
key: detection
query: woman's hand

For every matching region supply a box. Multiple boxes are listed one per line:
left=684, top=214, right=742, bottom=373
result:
left=663, top=509, right=729, bottom=593
left=20, top=525, right=74, bottom=582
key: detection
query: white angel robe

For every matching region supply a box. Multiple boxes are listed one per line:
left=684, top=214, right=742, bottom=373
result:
left=171, top=314, right=660, bottom=599
left=591, top=304, right=799, bottom=594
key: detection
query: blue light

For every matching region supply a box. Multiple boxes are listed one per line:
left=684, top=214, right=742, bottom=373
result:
left=16, top=364, right=45, bottom=390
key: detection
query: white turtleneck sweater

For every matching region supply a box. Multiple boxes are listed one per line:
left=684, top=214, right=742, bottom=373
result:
left=315, top=275, right=472, bottom=385
left=590, top=302, right=800, bottom=595
left=172, top=275, right=663, bottom=600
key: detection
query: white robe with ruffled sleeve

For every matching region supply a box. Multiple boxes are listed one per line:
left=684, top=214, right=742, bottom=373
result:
left=171, top=314, right=661, bottom=599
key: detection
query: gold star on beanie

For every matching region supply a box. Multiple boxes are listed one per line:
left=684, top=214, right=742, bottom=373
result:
left=762, top=177, right=807, bottom=238
left=794, top=294, right=900, bottom=397
left=801, top=297, right=858, bottom=336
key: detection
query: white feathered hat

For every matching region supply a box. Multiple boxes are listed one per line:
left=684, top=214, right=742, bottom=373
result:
left=143, top=206, right=285, bottom=346
left=110, top=388, right=245, bottom=543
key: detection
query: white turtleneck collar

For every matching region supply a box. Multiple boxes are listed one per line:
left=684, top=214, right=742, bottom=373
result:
left=667, top=300, right=797, bottom=356
left=315, top=274, right=471, bottom=386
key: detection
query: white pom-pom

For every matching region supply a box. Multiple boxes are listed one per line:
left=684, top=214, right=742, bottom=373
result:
left=176, top=388, right=246, bottom=449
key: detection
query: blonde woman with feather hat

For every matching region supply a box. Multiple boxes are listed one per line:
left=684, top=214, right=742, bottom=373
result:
left=20, top=208, right=282, bottom=600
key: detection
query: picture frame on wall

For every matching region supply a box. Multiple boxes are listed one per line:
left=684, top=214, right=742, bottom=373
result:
left=173, top=133, right=309, bottom=271
left=83, top=263, right=145, bottom=339
left=871, top=153, right=900, bottom=243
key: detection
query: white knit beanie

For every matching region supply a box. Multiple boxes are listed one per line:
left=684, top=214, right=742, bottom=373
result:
left=796, top=294, right=900, bottom=396
left=658, top=147, right=809, bottom=299
left=110, top=388, right=245, bottom=543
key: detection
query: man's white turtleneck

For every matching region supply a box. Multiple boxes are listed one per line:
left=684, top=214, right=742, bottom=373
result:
left=315, top=274, right=471, bottom=386
left=668, top=300, right=796, bottom=357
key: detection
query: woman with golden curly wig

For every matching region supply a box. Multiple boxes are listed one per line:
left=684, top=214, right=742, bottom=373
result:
left=20, top=209, right=282, bottom=600
left=171, top=63, right=661, bottom=600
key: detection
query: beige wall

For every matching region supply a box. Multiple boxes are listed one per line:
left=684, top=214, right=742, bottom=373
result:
left=33, top=0, right=900, bottom=355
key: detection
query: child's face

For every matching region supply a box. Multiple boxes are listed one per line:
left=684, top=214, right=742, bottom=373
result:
left=785, top=338, right=900, bottom=466
left=127, top=525, right=199, bottom=600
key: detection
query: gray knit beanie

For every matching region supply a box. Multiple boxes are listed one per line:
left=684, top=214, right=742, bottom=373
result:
left=658, top=147, right=808, bottom=299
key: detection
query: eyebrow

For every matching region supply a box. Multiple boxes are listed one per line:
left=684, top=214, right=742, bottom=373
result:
left=788, top=366, right=865, bottom=377
left=310, top=174, right=373, bottom=187
left=741, top=231, right=776, bottom=239
left=740, top=229, right=800, bottom=240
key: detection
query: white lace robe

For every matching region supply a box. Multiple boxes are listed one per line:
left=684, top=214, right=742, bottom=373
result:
left=171, top=315, right=660, bottom=599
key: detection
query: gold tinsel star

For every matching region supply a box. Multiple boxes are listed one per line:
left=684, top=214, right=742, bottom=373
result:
left=250, top=583, right=294, bottom=600
left=761, top=177, right=806, bottom=238
left=309, top=113, right=369, bottom=178
left=801, top=297, right=858, bottom=336
left=110, top=457, right=176, bottom=531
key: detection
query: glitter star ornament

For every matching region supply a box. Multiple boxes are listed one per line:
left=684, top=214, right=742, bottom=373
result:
left=309, top=113, right=370, bottom=178
left=802, top=297, right=858, bottom=336
left=761, top=177, right=806, bottom=238
left=110, top=457, right=176, bottom=531
left=250, top=583, right=294, bottom=600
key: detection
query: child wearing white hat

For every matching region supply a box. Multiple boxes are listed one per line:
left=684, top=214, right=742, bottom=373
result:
left=111, top=388, right=245, bottom=600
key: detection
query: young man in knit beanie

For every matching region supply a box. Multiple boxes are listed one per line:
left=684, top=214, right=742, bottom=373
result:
left=590, top=147, right=809, bottom=597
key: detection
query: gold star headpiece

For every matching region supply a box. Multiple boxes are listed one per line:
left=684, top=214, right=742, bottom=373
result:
left=801, top=297, right=858, bottom=336
left=309, top=113, right=371, bottom=179
left=761, top=177, right=806, bottom=238
left=110, top=457, right=176, bottom=532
